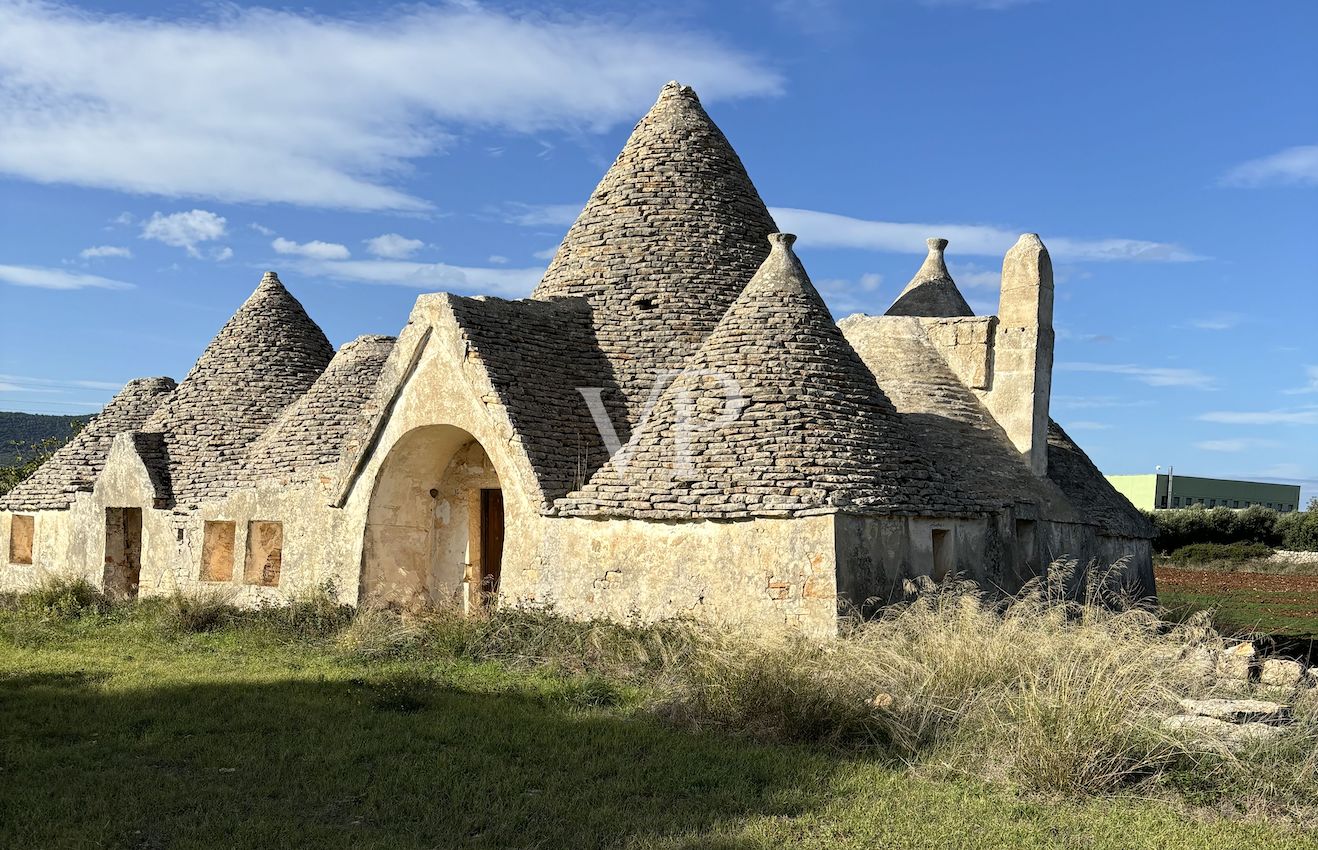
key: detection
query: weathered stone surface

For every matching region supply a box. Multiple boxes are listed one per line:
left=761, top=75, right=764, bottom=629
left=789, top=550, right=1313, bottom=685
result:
left=1176, top=697, right=1290, bottom=724
left=562, top=234, right=968, bottom=520
left=0, top=377, right=176, bottom=511
left=885, top=238, right=974, bottom=318
left=533, top=81, right=778, bottom=433
left=1215, top=643, right=1257, bottom=681
left=140, top=272, right=335, bottom=505
left=1162, top=714, right=1286, bottom=748
left=1261, top=658, right=1305, bottom=688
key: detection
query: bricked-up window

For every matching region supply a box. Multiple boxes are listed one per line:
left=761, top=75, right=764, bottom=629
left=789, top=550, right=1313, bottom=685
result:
left=200, top=520, right=236, bottom=581
left=9, top=514, right=34, bottom=565
left=931, top=529, right=953, bottom=583
left=244, top=521, right=283, bottom=587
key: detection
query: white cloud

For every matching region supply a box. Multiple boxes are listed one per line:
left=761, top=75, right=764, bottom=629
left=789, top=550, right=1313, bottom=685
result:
left=250, top=223, right=275, bottom=236
left=1052, top=395, right=1154, bottom=410
left=272, top=238, right=351, bottom=261
left=365, top=233, right=425, bottom=259
left=533, top=246, right=560, bottom=260
left=79, top=245, right=132, bottom=259
left=1284, top=365, right=1318, bottom=395
left=1194, top=438, right=1283, bottom=453
left=947, top=262, right=1001, bottom=289
left=0, top=373, right=123, bottom=392
left=0, top=264, right=133, bottom=290
left=1064, top=421, right=1112, bottom=431
left=141, top=209, right=227, bottom=257
left=0, top=4, right=780, bottom=210
left=295, top=258, right=541, bottom=298
left=816, top=272, right=883, bottom=315
left=488, top=255, right=508, bottom=265
left=1222, top=145, right=1318, bottom=188
left=1056, top=362, right=1215, bottom=389
left=1188, top=313, right=1242, bottom=331
left=1198, top=406, right=1318, bottom=426
left=212, top=246, right=233, bottom=262
left=767, top=208, right=1204, bottom=262
left=505, top=203, right=584, bottom=228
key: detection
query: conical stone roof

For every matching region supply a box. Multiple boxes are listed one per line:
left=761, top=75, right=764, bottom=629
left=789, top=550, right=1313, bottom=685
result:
left=0, top=377, right=176, bottom=511
left=141, top=271, right=334, bottom=504
left=559, top=234, right=965, bottom=519
left=885, top=238, right=974, bottom=317
left=245, top=334, right=396, bottom=485
left=533, top=81, right=778, bottom=430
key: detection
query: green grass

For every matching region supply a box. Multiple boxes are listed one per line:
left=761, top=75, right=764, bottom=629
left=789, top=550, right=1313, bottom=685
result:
left=1158, top=587, right=1318, bottom=640
left=2, top=604, right=1317, bottom=849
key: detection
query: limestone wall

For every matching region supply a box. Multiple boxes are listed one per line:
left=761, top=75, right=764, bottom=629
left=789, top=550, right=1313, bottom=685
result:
left=523, top=513, right=839, bottom=638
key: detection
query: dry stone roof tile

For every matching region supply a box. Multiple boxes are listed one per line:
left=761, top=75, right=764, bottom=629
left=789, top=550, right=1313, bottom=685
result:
left=533, top=81, right=778, bottom=434
left=446, top=294, right=628, bottom=509
left=840, top=314, right=1075, bottom=518
left=1047, top=421, right=1155, bottom=538
left=559, top=234, right=972, bottom=520
left=885, top=238, right=975, bottom=318
left=140, top=272, right=334, bottom=505
left=0, top=377, right=176, bottom=511
left=245, top=335, right=396, bottom=484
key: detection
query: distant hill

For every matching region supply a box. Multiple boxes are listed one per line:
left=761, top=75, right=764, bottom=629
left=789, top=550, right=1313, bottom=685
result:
left=0, top=411, right=92, bottom=465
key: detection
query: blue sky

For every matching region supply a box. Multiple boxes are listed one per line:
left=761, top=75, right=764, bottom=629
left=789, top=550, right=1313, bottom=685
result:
left=0, top=0, right=1314, bottom=503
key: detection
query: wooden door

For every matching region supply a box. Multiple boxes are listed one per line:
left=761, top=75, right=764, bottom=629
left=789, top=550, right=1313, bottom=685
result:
left=103, top=507, right=143, bottom=600
left=479, top=489, right=504, bottom=598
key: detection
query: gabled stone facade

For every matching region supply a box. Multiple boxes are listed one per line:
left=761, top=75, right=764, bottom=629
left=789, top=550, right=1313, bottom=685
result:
left=0, top=82, right=1153, bottom=634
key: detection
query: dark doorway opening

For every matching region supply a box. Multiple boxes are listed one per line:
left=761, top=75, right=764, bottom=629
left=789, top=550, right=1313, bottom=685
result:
left=103, top=507, right=143, bottom=600
left=479, top=488, right=504, bottom=602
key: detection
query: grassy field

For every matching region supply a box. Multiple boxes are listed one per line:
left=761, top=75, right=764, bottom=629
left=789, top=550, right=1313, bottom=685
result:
left=2, top=585, right=1317, bottom=850
left=1156, top=564, right=1318, bottom=643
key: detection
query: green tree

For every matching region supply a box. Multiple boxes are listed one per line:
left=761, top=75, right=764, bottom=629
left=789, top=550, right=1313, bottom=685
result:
left=0, top=420, right=84, bottom=496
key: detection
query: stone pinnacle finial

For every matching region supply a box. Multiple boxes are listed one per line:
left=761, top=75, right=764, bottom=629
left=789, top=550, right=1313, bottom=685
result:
left=768, top=232, right=798, bottom=251
left=913, top=237, right=951, bottom=281
left=261, top=270, right=281, bottom=284
left=660, top=80, right=698, bottom=101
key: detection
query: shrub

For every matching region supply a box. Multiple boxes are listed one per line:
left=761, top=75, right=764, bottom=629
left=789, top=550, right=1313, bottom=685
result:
left=21, top=575, right=109, bottom=619
left=335, top=605, right=424, bottom=658
left=158, top=587, right=238, bottom=634
left=1277, top=510, right=1318, bottom=552
left=1168, top=542, right=1275, bottom=565
left=257, top=579, right=353, bottom=640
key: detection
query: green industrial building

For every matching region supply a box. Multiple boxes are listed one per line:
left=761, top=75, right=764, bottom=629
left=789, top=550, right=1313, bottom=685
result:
left=1106, top=473, right=1302, bottom=512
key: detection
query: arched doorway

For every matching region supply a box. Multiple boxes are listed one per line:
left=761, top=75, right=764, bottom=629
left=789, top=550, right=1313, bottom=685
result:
left=360, top=425, right=504, bottom=610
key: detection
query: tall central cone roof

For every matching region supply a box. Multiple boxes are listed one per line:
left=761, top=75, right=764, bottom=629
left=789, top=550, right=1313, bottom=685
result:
left=885, top=238, right=974, bottom=317
left=533, top=81, right=778, bottom=429
left=561, top=234, right=961, bottom=519
left=142, top=271, right=334, bottom=503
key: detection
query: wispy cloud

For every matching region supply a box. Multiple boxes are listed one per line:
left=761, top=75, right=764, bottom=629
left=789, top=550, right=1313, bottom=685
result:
left=1052, top=396, right=1154, bottom=410
left=1188, top=313, right=1243, bottom=331
left=815, top=272, right=883, bottom=315
left=1222, top=145, right=1318, bottom=188
left=0, top=264, right=133, bottom=290
left=504, top=203, right=584, bottom=228
left=141, top=210, right=227, bottom=258
left=1198, top=406, right=1318, bottom=426
left=1194, top=438, right=1283, bottom=453
left=766, top=208, right=1203, bottom=262
left=1064, top=421, right=1112, bottom=431
left=79, top=245, right=132, bottom=260
left=0, top=373, right=124, bottom=392
left=365, top=234, right=425, bottom=259
left=1284, top=365, right=1318, bottom=395
left=293, top=259, right=541, bottom=298
left=1056, top=362, right=1215, bottom=389
left=0, top=3, right=780, bottom=211
left=272, top=238, right=351, bottom=261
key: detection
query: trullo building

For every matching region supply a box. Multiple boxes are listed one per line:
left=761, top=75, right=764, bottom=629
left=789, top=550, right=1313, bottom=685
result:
left=0, top=82, right=1154, bottom=635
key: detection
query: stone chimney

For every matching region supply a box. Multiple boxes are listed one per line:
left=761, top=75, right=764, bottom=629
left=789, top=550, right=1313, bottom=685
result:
left=984, top=234, right=1054, bottom=476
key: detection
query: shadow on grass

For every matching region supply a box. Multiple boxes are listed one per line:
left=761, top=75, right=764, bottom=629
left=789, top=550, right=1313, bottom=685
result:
left=0, top=670, right=839, bottom=850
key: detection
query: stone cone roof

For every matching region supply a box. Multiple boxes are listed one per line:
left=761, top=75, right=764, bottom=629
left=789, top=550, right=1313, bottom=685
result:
left=0, top=377, right=176, bottom=511
left=885, top=238, right=974, bottom=317
left=141, top=271, right=335, bottom=505
left=560, top=234, right=964, bottom=519
left=533, top=81, right=778, bottom=432
left=245, top=334, right=396, bottom=485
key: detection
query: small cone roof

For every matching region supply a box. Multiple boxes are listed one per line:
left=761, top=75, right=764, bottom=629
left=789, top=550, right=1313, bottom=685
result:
left=142, top=271, right=334, bottom=503
left=566, top=234, right=959, bottom=518
left=885, top=238, right=974, bottom=317
left=534, top=82, right=778, bottom=428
